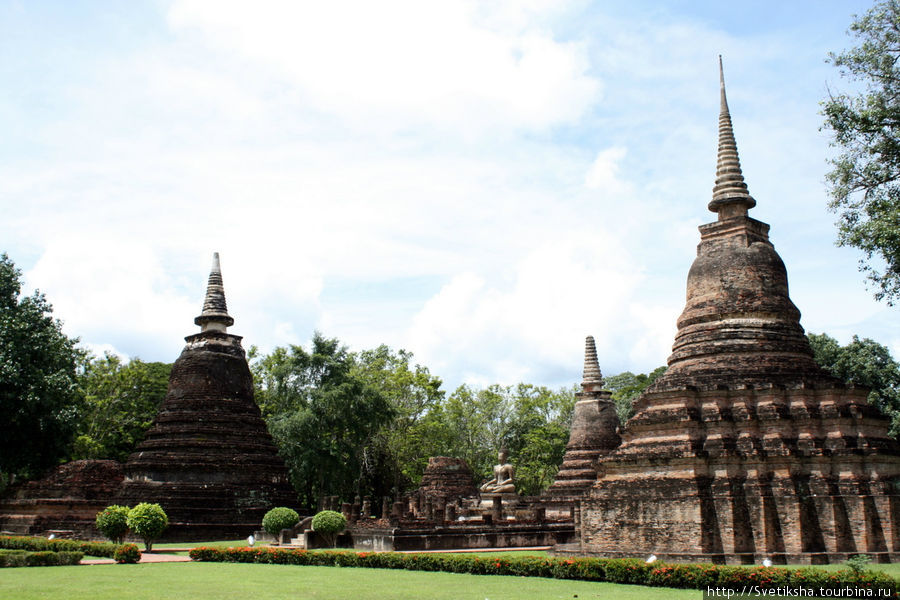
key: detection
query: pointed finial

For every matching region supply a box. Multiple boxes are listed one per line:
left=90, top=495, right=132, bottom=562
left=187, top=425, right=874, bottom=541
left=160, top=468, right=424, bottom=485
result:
left=194, top=252, right=234, bottom=332
left=582, top=336, right=604, bottom=387
left=708, top=56, right=756, bottom=219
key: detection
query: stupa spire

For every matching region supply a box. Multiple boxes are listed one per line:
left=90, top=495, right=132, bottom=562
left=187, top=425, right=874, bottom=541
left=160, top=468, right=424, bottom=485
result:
left=194, top=252, right=234, bottom=332
left=708, top=56, right=756, bottom=219
left=582, top=335, right=604, bottom=388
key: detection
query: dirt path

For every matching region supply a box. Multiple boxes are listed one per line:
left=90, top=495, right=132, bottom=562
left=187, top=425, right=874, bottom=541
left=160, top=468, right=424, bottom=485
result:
left=81, top=552, right=192, bottom=565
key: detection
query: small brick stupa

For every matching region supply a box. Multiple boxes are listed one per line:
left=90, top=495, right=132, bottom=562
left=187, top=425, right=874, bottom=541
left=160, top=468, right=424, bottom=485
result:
left=117, top=253, right=297, bottom=540
left=544, top=336, right=619, bottom=509
left=578, top=59, right=900, bottom=564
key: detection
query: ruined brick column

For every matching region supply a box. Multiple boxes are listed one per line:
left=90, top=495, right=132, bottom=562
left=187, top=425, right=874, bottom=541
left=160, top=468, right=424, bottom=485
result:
left=578, top=59, right=900, bottom=564
left=117, top=253, right=297, bottom=540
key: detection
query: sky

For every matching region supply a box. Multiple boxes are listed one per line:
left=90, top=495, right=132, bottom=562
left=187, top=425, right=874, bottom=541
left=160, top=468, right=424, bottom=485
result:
left=2, top=0, right=895, bottom=392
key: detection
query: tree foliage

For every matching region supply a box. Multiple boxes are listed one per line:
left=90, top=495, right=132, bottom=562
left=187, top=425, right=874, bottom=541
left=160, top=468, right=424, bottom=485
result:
left=95, top=505, right=131, bottom=544
left=605, top=366, right=666, bottom=422
left=73, top=354, right=171, bottom=462
left=809, top=332, right=900, bottom=435
left=352, top=345, right=446, bottom=494
left=823, top=0, right=900, bottom=304
left=440, top=383, right=575, bottom=496
left=0, top=253, right=83, bottom=482
left=261, top=506, right=300, bottom=537
left=252, top=333, right=395, bottom=510
left=126, top=502, right=168, bottom=551
left=311, top=510, right=346, bottom=548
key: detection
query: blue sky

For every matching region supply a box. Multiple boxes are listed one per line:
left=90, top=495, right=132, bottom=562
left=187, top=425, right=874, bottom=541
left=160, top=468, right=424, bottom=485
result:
left=2, top=0, right=893, bottom=391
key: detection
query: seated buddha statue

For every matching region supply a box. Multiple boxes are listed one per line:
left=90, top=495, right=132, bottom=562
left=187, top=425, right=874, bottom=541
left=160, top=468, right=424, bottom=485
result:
left=479, top=447, right=516, bottom=494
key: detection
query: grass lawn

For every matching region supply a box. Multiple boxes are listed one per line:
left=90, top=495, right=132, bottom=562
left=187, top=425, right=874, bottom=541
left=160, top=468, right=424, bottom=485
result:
left=1, top=561, right=698, bottom=600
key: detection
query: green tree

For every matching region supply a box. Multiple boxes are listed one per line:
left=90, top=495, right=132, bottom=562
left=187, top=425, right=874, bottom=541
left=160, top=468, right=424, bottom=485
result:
left=73, top=354, right=171, bottom=462
left=0, top=253, right=83, bottom=484
left=823, top=0, right=900, bottom=304
left=504, top=384, right=576, bottom=496
left=605, top=366, right=666, bottom=422
left=809, top=332, right=900, bottom=435
left=95, top=504, right=131, bottom=544
left=353, top=345, right=446, bottom=494
left=439, top=383, right=576, bottom=495
left=253, top=333, right=395, bottom=510
left=441, top=384, right=514, bottom=482
left=127, top=502, right=168, bottom=551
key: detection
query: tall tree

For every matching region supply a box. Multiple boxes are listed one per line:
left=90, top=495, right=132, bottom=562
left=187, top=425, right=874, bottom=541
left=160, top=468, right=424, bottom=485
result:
left=504, top=384, right=576, bottom=496
left=73, top=353, right=171, bottom=462
left=823, top=0, right=900, bottom=304
left=353, top=345, right=446, bottom=493
left=0, top=253, right=83, bottom=484
left=809, top=332, right=900, bottom=435
left=441, top=383, right=575, bottom=495
left=251, top=333, right=395, bottom=510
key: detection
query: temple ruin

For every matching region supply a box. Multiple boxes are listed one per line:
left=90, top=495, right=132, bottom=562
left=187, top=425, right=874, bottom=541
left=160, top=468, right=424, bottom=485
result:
left=1, top=253, right=297, bottom=540
left=116, top=253, right=297, bottom=540
left=569, top=60, right=900, bottom=564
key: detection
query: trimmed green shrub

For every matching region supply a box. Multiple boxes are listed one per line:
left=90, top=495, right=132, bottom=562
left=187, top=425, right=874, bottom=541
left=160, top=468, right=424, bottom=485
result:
left=127, top=503, right=168, bottom=551
left=262, top=507, right=300, bottom=538
left=0, top=550, right=83, bottom=567
left=0, top=535, right=121, bottom=558
left=311, top=510, right=346, bottom=548
left=113, top=543, right=141, bottom=564
left=95, top=504, right=131, bottom=544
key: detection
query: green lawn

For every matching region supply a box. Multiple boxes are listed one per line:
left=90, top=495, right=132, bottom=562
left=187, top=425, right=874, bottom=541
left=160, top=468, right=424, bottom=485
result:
left=1, top=562, right=698, bottom=600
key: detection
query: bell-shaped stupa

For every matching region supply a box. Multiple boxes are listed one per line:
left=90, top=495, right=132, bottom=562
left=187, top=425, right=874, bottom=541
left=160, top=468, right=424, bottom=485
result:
left=118, top=253, right=297, bottom=540
left=576, top=60, right=900, bottom=564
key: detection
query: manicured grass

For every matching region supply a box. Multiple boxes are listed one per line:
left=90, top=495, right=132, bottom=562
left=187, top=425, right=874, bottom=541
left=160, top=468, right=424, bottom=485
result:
left=1, top=561, right=698, bottom=600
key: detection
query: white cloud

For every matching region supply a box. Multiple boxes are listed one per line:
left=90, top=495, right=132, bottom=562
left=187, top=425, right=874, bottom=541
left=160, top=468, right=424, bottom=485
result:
left=406, top=231, right=671, bottom=386
left=166, top=0, right=601, bottom=135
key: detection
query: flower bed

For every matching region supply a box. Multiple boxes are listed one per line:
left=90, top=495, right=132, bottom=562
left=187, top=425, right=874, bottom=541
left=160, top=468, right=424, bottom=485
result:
left=188, top=547, right=897, bottom=595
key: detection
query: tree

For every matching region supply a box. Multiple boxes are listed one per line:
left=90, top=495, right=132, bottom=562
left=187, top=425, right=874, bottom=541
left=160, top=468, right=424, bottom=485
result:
left=0, top=253, right=83, bottom=484
left=809, top=332, right=900, bottom=435
left=73, top=354, right=171, bottom=462
left=311, top=510, right=346, bottom=548
left=503, top=384, right=576, bottom=496
left=440, top=383, right=576, bottom=495
left=261, top=506, right=300, bottom=539
left=252, top=333, right=395, bottom=510
left=126, top=502, right=168, bottom=551
left=823, top=0, right=900, bottom=304
left=353, top=345, right=446, bottom=494
left=95, top=505, right=131, bottom=544
left=605, top=366, right=666, bottom=422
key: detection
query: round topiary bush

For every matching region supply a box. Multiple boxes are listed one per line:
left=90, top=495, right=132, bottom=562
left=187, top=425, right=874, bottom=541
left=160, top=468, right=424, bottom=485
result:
left=262, top=507, right=300, bottom=539
left=311, top=510, right=346, bottom=548
left=95, top=505, right=131, bottom=544
left=127, top=503, right=168, bottom=552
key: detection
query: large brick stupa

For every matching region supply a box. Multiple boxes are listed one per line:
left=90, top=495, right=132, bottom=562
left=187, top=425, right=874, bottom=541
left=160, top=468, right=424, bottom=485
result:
left=117, top=253, right=297, bottom=540
left=578, top=60, right=900, bottom=564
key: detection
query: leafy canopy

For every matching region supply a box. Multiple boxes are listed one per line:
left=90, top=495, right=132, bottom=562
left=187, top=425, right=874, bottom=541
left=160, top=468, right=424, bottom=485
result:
left=0, top=253, right=83, bottom=482
left=809, top=332, right=900, bottom=435
left=73, top=354, right=171, bottom=462
left=823, top=0, right=900, bottom=303
left=127, top=503, right=168, bottom=551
